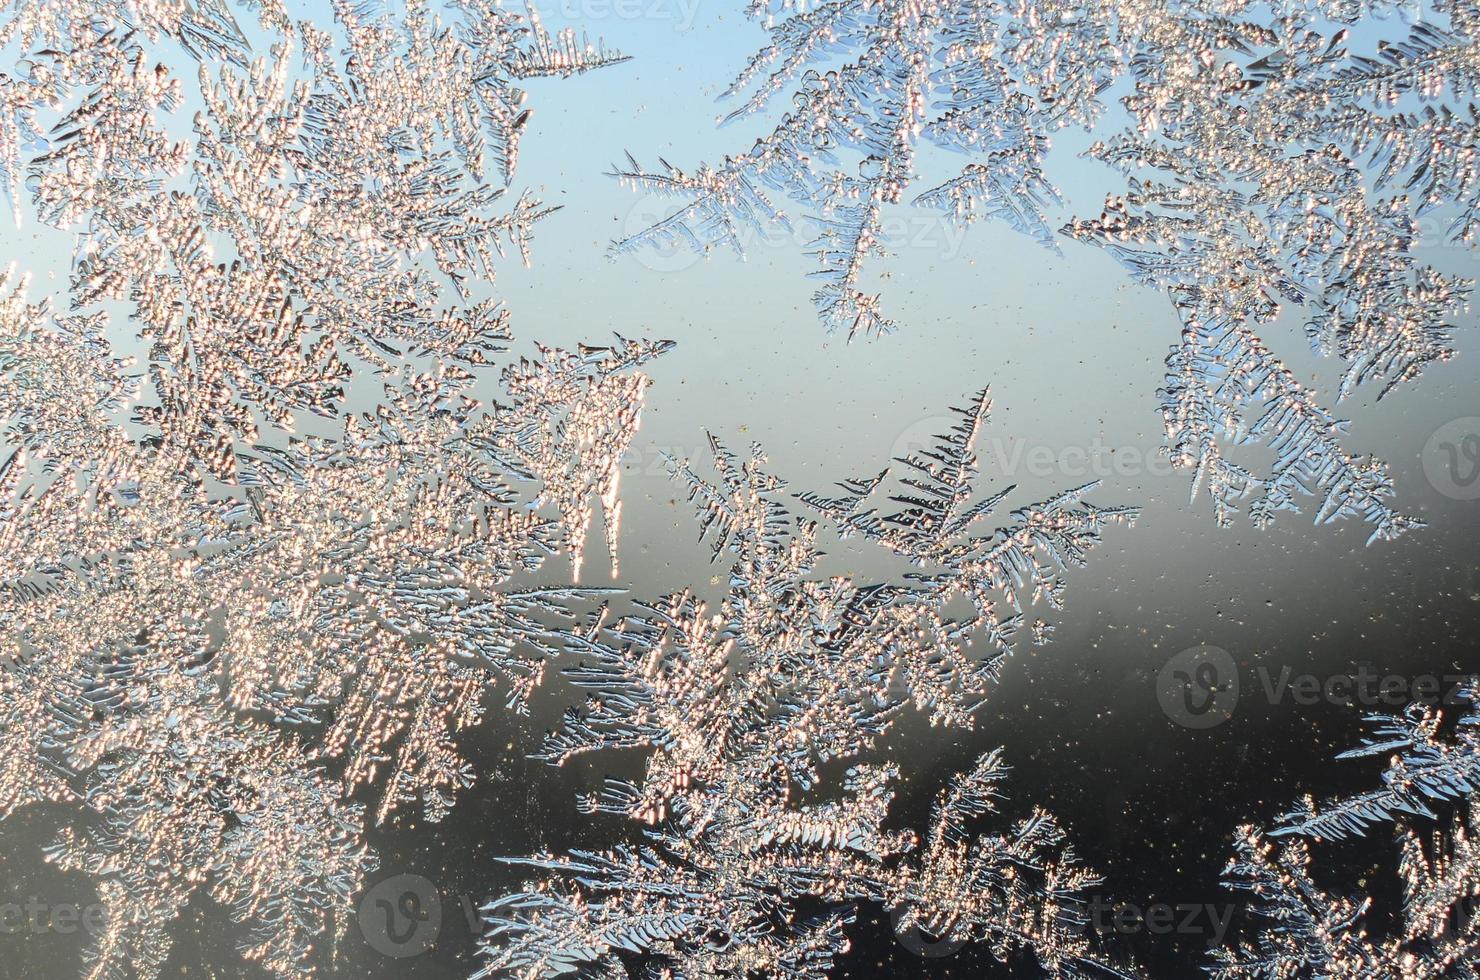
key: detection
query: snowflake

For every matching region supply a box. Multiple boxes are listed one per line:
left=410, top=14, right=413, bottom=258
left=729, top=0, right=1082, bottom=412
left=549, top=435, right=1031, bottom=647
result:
left=612, top=0, right=1478, bottom=541
left=1209, top=686, right=1480, bottom=977
left=0, top=0, right=648, bottom=976
left=480, top=393, right=1140, bottom=980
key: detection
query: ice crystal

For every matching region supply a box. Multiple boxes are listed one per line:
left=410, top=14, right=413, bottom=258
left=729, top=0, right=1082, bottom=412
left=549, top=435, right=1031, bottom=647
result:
left=479, top=392, right=1139, bottom=979
left=0, top=0, right=647, bottom=976
left=1209, top=687, right=1480, bottom=977
left=1273, top=688, right=1480, bottom=842
left=1064, top=5, right=1476, bottom=543
left=612, top=0, right=1477, bottom=541
left=0, top=399, right=378, bottom=979
left=1212, top=821, right=1480, bottom=978
left=11, top=0, right=630, bottom=482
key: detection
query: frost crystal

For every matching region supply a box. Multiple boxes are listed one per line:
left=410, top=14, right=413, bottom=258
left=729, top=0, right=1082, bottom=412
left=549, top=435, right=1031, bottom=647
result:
left=480, top=393, right=1140, bottom=979
left=0, top=0, right=648, bottom=976
left=1209, top=687, right=1480, bottom=977
left=612, top=0, right=1477, bottom=540
left=1212, top=821, right=1480, bottom=979
left=1274, top=691, right=1480, bottom=842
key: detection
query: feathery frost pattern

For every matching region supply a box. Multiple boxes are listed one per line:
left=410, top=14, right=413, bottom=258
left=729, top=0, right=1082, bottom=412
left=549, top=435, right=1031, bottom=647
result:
left=1274, top=690, right=1480, bottom=842
left=0, top=0, right=648, bottom=976
left=612, top=0, right=1477, bottom=541
left=480, top=393, right=1140, bottom=980
left=1209, top=686, right=1480, bottom=977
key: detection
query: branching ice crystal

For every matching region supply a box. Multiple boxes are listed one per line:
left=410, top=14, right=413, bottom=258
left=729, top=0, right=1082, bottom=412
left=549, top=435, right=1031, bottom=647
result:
left=1212, top=821, right=1480, bottom=978
left=1274, top=690, right=1480, bottom=843
left=1208, top=687, right=1480, bottom=977
left=0, top=0, right=649, bottom=976
left=480, top=392, right=1140, bottom=979
left=612, top=0, right=1477, bottom=541
left=1065, top=4, right=1475, bottom=542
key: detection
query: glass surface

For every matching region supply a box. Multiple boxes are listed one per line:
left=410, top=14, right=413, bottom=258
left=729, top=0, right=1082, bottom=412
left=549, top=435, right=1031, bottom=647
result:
left=2, top=1, right=1478, bottom=977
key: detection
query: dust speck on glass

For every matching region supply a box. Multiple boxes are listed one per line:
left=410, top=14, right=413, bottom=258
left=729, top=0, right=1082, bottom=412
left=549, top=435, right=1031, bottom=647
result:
left=0, top=0, right=1476, bottom=978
